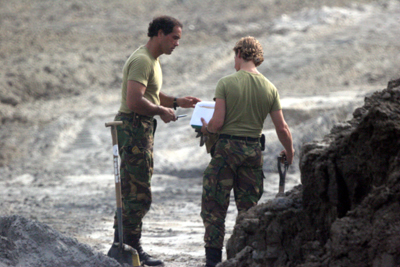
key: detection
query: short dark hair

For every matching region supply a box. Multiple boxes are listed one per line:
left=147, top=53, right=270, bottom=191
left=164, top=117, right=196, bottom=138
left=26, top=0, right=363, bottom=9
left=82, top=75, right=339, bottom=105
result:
left=147, top=16, right=183, bottom=37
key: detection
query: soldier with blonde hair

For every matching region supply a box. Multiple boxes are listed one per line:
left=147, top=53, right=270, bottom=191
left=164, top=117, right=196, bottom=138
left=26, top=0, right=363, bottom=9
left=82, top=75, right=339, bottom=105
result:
left=200, top=36, right=294, bottom=266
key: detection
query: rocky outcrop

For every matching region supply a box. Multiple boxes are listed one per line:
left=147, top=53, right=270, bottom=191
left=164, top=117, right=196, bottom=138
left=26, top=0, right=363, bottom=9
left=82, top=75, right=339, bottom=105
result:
left=222, top=78, right=400, bottom=267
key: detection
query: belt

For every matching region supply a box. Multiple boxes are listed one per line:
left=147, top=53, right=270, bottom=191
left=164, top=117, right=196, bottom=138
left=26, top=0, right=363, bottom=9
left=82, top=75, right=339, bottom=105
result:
left=117, top=112, right=153, bottom=120
left=219, top=134, right=259, bottom=142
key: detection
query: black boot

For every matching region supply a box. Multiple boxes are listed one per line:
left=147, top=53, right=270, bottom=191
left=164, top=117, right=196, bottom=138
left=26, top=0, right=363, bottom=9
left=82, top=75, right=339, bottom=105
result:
left=205, top=247, right=222, bottom=267
left=126, top=233, right=164, bottom=266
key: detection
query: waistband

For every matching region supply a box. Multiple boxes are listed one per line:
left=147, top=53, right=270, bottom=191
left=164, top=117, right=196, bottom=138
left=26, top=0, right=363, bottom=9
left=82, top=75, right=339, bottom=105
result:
left=117, top=112, right=153, bottom=120
left=219, top=134, right=259, bottom=142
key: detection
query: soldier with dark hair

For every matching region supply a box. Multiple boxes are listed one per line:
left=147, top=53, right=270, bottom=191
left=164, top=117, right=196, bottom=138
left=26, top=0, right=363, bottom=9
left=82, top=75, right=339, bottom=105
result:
left=147, top=15, right=183, bottom=37
left=107, top=16, right=200, bottom=266
left=200, top=36, right=294, bottom=267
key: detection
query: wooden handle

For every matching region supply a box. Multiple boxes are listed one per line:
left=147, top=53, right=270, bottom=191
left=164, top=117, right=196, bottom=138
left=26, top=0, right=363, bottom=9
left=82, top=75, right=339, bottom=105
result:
left=105, top=121, right=122, bottom=146
left=106, top=121, right=125, bottom=246
left=105, top=121, right=123, bottom=127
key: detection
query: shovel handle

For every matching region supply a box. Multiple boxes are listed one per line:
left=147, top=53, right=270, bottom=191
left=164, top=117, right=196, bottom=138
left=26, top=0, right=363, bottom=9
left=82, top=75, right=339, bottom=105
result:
left=105, top=121, right=124, bottom=248
left=105, top=121, right=140, bottom=265
left=105, top=121, right=123, bottom=127
left=105, top=121, right=123, bottom=146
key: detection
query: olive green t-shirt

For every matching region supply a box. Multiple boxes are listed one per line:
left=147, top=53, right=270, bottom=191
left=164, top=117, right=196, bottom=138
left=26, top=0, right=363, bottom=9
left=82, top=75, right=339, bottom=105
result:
left=214, top=70, right=281, bottom=138
left=118, top=46, right=162, bottom=114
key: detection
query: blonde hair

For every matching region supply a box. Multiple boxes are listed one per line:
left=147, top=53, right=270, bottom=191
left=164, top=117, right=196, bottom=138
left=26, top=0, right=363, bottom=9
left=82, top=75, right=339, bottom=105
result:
left=233, top=36, right=264, bottom=67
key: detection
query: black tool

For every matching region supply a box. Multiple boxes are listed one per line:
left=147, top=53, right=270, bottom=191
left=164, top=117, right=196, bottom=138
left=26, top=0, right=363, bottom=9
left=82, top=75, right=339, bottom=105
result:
left=276, top=154, right=289, bottom=197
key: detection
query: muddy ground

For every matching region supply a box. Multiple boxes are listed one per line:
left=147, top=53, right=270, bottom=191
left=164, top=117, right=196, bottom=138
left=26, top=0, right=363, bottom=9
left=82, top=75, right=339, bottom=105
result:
left=1, top=0, right=399, bottom=266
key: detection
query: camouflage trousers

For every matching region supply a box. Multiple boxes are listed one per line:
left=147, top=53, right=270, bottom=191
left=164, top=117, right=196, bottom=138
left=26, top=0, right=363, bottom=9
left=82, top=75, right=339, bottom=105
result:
left=113, top=113, right=157, bottom=237
left=201, top=138, right=264, bottom=249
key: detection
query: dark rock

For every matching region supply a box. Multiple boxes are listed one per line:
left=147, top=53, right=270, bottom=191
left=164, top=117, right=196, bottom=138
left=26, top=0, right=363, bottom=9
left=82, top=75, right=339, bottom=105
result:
left=224, top=78, right=400, bottom=267
left=0, top=93, right=20, bottom=106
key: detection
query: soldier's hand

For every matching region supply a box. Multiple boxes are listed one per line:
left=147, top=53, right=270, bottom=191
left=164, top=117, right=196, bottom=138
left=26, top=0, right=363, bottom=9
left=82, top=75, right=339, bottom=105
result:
left=280, top=149, right=294, bottom=165
left=159, top=106, right=176, bottom=123
left=200, top=118, right=208, bottom=135
left=177, top=96, right=201, bottom=108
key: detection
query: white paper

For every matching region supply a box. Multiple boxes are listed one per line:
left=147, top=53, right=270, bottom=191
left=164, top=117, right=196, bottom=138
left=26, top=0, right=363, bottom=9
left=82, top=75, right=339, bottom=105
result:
left=190, top=101, right=215, bottom=129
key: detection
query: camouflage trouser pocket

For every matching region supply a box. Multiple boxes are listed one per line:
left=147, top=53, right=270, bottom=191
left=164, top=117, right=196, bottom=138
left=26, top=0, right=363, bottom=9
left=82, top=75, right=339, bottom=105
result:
left=202, top=139, right=234, bottom=202
left=121, top=145, right=153, bottom=193
left=203, top=161, right=228, bottom=200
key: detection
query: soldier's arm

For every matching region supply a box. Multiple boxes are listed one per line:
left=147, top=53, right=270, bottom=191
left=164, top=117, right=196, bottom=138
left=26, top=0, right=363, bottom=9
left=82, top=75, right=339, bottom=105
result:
left=126, top=80, right=175, bottom=122
left=270, top=109, right=294, bottom=164
left=159, top=92, right=201, bottom=109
